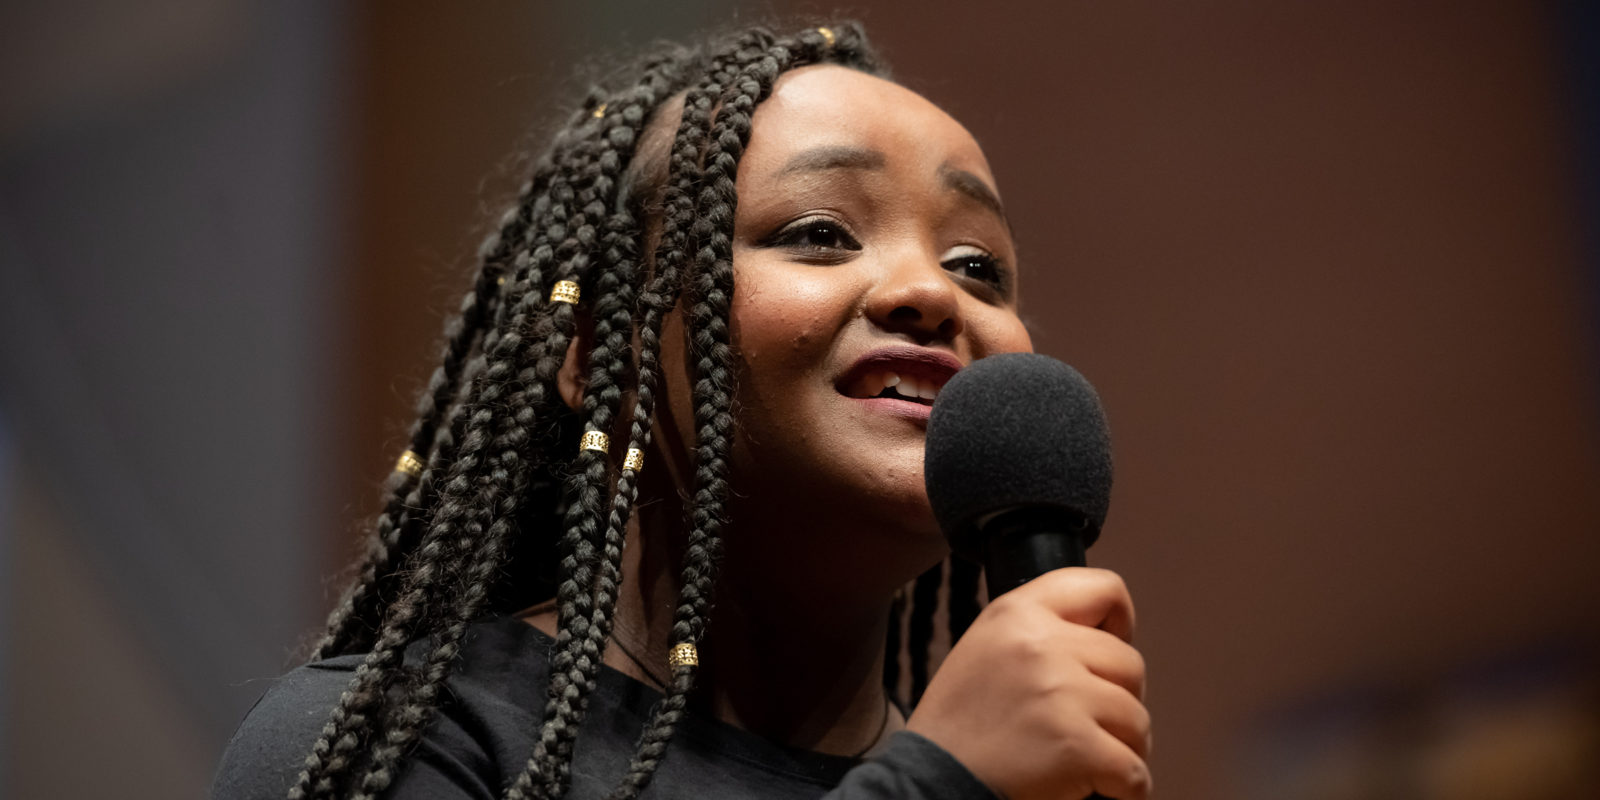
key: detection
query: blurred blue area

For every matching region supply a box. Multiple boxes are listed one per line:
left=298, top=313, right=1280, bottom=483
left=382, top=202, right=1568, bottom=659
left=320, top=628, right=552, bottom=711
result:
left=0, top=409, right=13, bottom=795
left=0, top=2, right=737, bottom=796
left=1243, top=643, right=1599, bottom=799
left=0, top=2, right=344, bottom=796
left=1562, top=0, right=1600, bottom=386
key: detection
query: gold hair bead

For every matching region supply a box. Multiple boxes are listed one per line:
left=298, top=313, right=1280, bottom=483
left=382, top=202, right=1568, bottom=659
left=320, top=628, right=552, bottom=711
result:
left=592, top=102, right=607, bottom=119
left=549, top=280, right=581, bottom=305
left=580, top=430, right=610, bottom=453
left=668, top=642, right=699, bottom=669
left=395, top=450, right=423, bottom=478
left=817, top=27, right=836, bottom=47
left=622, top=448, right=645, bottom=472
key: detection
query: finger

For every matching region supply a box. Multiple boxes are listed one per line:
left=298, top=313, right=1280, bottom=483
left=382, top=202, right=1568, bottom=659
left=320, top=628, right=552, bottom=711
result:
left=1062, top=627, right=1146, bottom=702
left=1084, top=674, right=1152, bottom=759
left=1011, top=567, right=1135, bottom=643
left=1082, top=729, right=1152, bottom=800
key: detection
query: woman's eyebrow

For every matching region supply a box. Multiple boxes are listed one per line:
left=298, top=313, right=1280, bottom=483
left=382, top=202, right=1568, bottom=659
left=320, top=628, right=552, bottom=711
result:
left=939, top=164, right=1009, bottom=228
left=778, top=145, right=887, bottom=176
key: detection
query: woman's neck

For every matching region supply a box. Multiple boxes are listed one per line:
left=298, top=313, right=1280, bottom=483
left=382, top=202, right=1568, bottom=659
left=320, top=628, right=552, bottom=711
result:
left=524, top=497, right=916, bottom=758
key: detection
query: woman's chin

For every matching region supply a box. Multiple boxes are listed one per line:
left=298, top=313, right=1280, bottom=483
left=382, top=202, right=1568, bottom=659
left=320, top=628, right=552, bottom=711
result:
left=835, top=481, right=948, bottom=561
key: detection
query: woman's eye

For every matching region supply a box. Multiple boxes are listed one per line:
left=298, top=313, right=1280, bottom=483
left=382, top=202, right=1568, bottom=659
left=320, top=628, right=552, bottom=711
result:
left=942, top=245, right=1009, bottom=292
left=769, top=218, right=861, bottom=255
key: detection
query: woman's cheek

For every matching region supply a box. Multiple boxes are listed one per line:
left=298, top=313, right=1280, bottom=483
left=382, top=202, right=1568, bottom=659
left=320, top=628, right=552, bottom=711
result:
left=730, top=262, right=855, bottom=368
left=967, top=303, right=1034, bottom=358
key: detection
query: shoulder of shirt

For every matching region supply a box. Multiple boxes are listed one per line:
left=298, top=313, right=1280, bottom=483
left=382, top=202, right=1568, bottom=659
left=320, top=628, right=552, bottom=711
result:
left=208, top=616, right=545, bottom=800
left=830, top=731, right=1002, bottom=800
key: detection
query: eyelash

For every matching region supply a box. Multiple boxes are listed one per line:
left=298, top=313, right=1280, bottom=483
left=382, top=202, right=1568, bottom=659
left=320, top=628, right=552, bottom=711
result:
left=766, top=216, right=1013, bottom=297
left=941, top=247, right=1010, bottom=296
left=767, top=216, right=862, bottom=259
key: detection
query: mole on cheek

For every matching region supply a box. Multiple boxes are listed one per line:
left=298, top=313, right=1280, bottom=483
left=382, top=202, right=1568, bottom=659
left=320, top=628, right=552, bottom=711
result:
left=791, top=314, right=829, bottom=350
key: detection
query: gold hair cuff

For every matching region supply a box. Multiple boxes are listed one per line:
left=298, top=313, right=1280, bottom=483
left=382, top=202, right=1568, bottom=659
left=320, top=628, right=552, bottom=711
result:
left=580, top=430, right=610, bottom=453
left=592, top=102, right=608, bottom=119
left=622, top=448, right=645, bottom=472
left=496, top=275, right=506, bottom=286
left=668, top=642, right=698, bottom=669
left=395, top=450, right=423, bottom=478
left=817, top=27, right=836, bottom=47
left=550, top=280, right=581, bottom=305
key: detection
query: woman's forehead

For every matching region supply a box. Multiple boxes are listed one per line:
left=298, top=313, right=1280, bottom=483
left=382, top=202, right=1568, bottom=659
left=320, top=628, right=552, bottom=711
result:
left=744, top=64, right=998, bottom=189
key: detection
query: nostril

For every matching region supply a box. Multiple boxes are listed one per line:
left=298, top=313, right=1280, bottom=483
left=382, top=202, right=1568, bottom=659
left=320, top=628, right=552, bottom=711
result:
left=888, top=305, right=922, bottom=323
left=866, top=260, right=967, bottom=344
left=884, top=304, right=961, bottom=342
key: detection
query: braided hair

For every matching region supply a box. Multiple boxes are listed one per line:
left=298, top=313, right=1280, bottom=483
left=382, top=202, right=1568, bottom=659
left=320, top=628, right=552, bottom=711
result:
left=293, top=22, right=984, bottom=800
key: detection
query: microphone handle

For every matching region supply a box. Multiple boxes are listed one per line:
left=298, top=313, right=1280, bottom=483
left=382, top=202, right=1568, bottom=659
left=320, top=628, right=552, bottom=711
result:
left=980, top=506, right=1092, bottom=598
left=979, top=506, right=1112, bottom=800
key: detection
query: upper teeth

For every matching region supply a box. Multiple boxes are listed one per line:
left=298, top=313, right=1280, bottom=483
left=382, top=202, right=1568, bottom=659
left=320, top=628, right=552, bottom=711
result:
left=863, top=371, right=939, bottom=401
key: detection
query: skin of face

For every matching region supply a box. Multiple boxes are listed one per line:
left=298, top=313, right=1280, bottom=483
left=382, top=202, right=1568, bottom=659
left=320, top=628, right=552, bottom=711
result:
left=646, top=63, right=1036, bottom=597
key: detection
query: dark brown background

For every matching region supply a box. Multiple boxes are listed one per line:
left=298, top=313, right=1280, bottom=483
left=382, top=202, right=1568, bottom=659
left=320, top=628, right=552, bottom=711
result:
left=3, top=2, right=1595, bottom=798
left=346, top=4, right=1600, bottom=796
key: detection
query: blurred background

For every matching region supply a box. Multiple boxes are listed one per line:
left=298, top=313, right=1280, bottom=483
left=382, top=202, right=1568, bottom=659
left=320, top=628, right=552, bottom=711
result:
left=3, top=1, right=1597, bottom=798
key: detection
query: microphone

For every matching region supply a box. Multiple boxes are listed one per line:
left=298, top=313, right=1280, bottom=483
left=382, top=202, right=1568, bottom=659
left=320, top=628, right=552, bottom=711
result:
left=924, top=352, right=1113, bottom=597
left=925, top=353, right=1116, bottom=799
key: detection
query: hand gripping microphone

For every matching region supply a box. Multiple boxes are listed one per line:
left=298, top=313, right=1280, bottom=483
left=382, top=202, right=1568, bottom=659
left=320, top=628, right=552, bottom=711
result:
left=924, top=351, right=1114, bottom=598
left=925, top=353, right=1116, bottom=799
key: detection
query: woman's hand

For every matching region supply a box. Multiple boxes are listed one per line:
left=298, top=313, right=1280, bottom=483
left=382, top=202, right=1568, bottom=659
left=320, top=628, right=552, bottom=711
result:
left=905, top=567, right=1151, bottom=800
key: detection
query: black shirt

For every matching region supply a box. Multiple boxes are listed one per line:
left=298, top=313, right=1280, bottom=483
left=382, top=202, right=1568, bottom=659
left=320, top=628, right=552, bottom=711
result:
left=211, top=616, right=997, bottom=800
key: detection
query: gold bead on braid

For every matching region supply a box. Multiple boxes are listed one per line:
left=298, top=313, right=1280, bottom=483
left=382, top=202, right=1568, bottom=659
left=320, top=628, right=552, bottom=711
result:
left=622, top=448, right=645, bottom=472
left=549, top=280, right=581, bottom=305
left=592, top=102, right=608, bottom=119
left=580, top=430, right=610, bottom=454
left=816, top=27, right=836, bottom=48
left=395, top=450, right=423, bottom=478
left=668, top=642, right=699, bottom=669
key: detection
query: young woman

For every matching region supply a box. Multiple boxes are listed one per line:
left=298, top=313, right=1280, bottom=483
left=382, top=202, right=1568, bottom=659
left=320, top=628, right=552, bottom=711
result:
left=212, top=22, right=1150, bottom=800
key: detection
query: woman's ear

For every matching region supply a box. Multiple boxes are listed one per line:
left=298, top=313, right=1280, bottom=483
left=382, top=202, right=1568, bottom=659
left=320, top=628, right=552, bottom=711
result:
left=557, top=310, right=593, bottom=412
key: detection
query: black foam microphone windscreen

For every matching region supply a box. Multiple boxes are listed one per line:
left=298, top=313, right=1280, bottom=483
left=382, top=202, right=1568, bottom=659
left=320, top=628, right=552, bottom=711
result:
left=925, top=352, right=1113, bottom=566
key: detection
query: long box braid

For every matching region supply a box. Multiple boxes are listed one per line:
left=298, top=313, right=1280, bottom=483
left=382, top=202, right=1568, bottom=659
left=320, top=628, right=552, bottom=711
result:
left=285, top=22, right=985, bottom=800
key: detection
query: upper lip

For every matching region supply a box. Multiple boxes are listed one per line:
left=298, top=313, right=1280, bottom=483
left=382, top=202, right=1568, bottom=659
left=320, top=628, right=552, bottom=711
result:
left=836, top=345, right=965, bottom=401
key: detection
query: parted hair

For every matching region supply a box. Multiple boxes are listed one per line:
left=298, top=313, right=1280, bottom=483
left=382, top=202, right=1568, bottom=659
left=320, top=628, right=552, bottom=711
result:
left=292, top=22, right=984, bottom=800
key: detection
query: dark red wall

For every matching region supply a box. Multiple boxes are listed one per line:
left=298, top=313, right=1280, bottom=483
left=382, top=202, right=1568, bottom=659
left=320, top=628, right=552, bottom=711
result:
left=345, top=4, right=1600, bottom=796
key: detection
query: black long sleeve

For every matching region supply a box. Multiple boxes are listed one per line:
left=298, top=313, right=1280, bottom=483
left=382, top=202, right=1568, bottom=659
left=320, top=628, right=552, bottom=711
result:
left=820, top=732, right=996, bottom=800
left=212, top=618, right=997, bottom=800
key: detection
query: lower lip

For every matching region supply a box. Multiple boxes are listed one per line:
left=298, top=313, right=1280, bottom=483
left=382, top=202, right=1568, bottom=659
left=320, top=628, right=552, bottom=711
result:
left=849, top=396, right=934, bottom=423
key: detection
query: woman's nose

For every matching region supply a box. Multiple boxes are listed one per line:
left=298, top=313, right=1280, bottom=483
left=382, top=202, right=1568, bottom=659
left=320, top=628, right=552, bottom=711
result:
left=863, top=250, right=964, bottom=343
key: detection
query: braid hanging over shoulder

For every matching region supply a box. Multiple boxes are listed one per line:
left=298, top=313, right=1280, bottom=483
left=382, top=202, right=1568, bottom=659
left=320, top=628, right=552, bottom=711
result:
left=291, top=22, right=991, bottom=800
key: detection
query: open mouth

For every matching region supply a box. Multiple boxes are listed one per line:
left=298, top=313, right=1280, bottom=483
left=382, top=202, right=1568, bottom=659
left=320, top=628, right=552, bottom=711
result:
left=848, top=370, right=943, bottom=405
left=836, top=347, right=963, bottom=410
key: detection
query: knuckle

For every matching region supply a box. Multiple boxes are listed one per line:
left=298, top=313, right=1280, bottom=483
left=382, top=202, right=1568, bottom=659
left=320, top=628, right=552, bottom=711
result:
left=979, top=592, right=1014, bottom=619
left=1046, top=723, right=1095, bottom=763
left=1123, top=759, right=1153, bottom=798
left=1097, top=568, right=1133, bottom=604
left=982, top=589, right=1027, bottom=619
left=1124, top=702, right=1153, bottom=757
left=1125, top=646, right=1148, bottom=684
left=1133, top=698, right=1152, bottom=735
left=1095, top=567, right=1128, bottom=592
left=1068, top=566, right=1126, bottom=597
left=1102, top=749, right=1150, bottom=794
left=1002, top=625, right=1052, bottom=665
left=978, top=597, right=1040, bottom=641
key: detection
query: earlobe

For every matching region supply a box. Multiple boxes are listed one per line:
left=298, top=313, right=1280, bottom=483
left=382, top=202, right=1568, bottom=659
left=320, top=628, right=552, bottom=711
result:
left=557, top=311, right=593, bottom=412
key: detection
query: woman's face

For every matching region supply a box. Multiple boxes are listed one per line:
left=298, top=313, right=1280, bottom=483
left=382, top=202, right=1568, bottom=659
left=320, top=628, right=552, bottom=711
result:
left=709, top=64, right=1033, bottom=557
